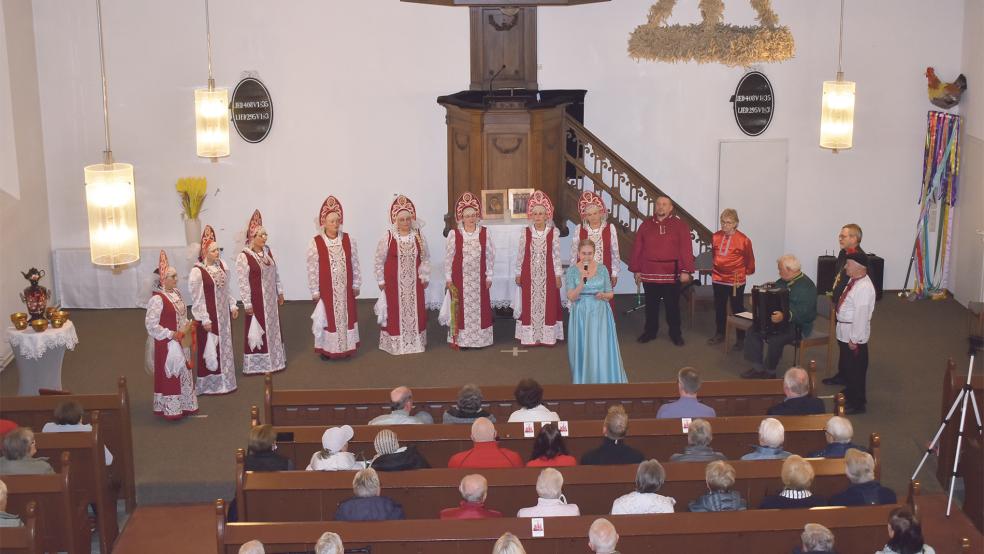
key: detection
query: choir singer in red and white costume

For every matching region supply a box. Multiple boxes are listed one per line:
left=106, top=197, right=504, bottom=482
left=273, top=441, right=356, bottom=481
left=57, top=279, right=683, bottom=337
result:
left=443, top=192, right=494, bottom=348
left=571, top=191, right=620, bottom=289
left=145, top=250, right=198, bottom=420
left=236, top=210, right=286, bottom=374
left=514, top=190, right=564, bottom=346
left=307, top=196, right=361, bottom=360
left=374, top=195, right=430, bottom=355
left=189, top=225, right=239, bottom=395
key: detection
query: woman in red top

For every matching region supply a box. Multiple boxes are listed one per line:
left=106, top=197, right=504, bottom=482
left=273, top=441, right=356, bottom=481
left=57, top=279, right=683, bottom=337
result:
left=708, top=209, right=755, bottom=346
left=526, top=423, right=577, bottom=467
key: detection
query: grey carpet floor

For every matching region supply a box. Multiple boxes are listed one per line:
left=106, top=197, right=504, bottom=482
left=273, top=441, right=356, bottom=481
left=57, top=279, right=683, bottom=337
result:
left=1, top=292, right=974, bottom=505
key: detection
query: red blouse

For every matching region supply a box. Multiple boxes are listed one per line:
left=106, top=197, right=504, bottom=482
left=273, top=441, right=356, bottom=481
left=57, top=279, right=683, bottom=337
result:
left=526, top=454, right=578, bottom=468
left=711, top=230, right=755, bottom=285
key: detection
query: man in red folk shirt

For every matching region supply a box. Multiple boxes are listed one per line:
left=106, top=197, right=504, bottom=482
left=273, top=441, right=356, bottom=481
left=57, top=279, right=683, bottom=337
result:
left=629, top=196, right=695, bottom=346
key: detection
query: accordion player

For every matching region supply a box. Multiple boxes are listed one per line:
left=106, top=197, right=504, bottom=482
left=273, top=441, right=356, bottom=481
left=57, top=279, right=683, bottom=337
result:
left=751, top=283, right=790, bottom=335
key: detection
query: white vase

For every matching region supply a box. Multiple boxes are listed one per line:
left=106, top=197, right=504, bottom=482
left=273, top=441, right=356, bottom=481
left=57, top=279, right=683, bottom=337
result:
left=184, top=218, right=202, bottom=245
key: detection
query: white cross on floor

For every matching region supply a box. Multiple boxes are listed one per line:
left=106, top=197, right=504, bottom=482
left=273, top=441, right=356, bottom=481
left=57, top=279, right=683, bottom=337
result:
left=500, top=346, right=528, bottom=357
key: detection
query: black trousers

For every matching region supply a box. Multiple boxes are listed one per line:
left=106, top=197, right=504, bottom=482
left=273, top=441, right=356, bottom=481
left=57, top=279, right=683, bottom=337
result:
left=713, top=283, right=746, bottom=335
left=643, top=282, right=682, bottom=340
left=743, top=325, right=797, bottom=374
left=839, top=340, right=869, bottom=409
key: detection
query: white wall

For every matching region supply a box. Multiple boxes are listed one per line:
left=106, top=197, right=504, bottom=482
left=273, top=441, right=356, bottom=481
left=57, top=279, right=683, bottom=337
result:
left=32, top=0, right=967, bottom=300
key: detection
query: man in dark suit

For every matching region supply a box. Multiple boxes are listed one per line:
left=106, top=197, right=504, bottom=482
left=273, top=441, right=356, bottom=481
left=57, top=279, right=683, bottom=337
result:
left=767, top=367, right=826, bottom=416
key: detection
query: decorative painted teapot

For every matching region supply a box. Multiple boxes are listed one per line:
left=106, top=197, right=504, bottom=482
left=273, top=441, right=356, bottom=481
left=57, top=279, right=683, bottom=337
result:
left=20, top=268, right=50, bottom=320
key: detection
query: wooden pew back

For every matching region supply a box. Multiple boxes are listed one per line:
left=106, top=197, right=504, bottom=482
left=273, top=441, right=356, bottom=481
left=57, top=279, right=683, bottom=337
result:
left=216, top=500, right=899, bottom=554
left=264, top=368, right=820, bottom=426
left=2, top=452, right=90, bottom=554
left=0, top=377, right=136, bottom=511
left=0, top=501, right=41, bottom=554
left=272, top=415, right=839, bottom=469
left=238, top=457, right=864, bottom=521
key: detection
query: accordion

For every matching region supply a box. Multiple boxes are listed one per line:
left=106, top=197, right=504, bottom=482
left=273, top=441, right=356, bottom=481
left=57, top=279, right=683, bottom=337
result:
left=751, top=283, right=790, bottom=335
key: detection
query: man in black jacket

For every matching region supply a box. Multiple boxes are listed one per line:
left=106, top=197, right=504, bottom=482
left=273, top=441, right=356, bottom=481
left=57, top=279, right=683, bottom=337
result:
left=581, top=405, right=645, bottom=465
left=768, top=367, right=826, bottom=416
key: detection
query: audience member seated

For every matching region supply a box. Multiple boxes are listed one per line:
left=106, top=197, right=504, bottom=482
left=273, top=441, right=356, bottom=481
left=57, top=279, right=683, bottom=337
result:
left=688, top=461, right=747, bottom=512
left=40, top=401, right=114, bottom=466
left=448, top=418, right=523, bottom=469
left=807, top=416, right=868, bottom=458
left=245, top=424, right=293, bottom=471
left=440, top=474, right=503, bottom=519
left=516, top=468, right=580, bottom=518
left=875, top=507, right=935, bottom=554
left=369, top=386, right=434, bottom=425
left=527, top=423, right=576, bottom=467
left=768, top=367, right=826, bottom=416
left=741, top=418, right=792, bottom=460
left=0, top=480, right=23, bottom=527
left=828, top=449, right=896, bottom=506
left=314, top=532, right=344, bottom=554
left=669, top=419, right=726, bottom=463
left=656, top=367, right=716, bottom=419
left=581, top=405, right=645, bottom=466
left=443, top=384, right=497, bottom=424
left=239, top=540, right=265, bottom=554
left=611, top=459, right=676, bottom=514
left=0, top=428, right=53, bottom=475
left=493, top=532, right=526, bottom=554
left=507, top=379, right=560, bottom=423
left=759, top=456, right=827, bottom=509
left=793, top=523, right=837, bottom=554
left=306, top=425, right=363, bottom=471
left=589, top=518, right=620, bottom=554
left=335, top=468, right=405, bottom=521
left=369, top=429, right=430, bottom=471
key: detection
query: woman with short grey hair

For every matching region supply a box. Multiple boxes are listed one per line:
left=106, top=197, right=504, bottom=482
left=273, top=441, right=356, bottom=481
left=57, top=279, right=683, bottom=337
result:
left=443, top=383, right=497, bottom=424
left=517, top=468, right=580, bottom=517
left=800, top=523, right=835, bottom=553
left=610, top=460, right=675, bottom=514
left=492, top=532, right=527, bottom=554
left=314, top=532, right=344, bottom=554
left=829, top=449, right=897, bottom=506
left=689, top=461, right=746, bottom=512
left=0, top=428, right=53, bottom=475
left=669, top=419, right=726, bottom=462
left=334, top=468, right=405, bottom=521
left=759, top=456, right=827, bottom=509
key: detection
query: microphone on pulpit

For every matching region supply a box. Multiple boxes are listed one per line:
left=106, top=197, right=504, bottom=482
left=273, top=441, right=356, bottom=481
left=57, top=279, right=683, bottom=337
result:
left=583, top=263, right=589, bottom=285
left=488, top=64, right=507, bottom=97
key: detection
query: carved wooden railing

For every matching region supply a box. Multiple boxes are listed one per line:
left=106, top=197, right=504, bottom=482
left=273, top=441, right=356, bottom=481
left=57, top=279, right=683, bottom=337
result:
left=559, top=113, right=713, bottom=265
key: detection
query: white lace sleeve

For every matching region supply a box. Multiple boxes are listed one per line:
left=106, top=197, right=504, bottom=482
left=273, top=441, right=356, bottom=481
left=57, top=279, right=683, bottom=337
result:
left=552, top=228, right=563, bottom=276
left=444, top=230, right=456, bottom=282
left=374, top=233, right=389, bottom=286
left=235, top=252, right=252, bottom=310
left=144, top=295, right=173, bottom=341
left=570, top=229, right=580, bottom=267
left=188, top=267, right=210, bottom=325
left=515, top=229, right=527, bottom=277
left=272, top=248, right=285, bottom=296
left=349, top=236, right=362, bottom=291
left=222, top=260, right=237, bottom=312
left=306, top=237, right=320, bottom=298
left=609, top=223, right=620, bottom=278
left=485, top=230, right=495, bottom=280
left=417, top=232, right=431, bottom=282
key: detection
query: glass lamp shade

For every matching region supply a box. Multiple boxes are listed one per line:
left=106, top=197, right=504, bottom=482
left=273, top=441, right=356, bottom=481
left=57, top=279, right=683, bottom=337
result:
left=195, top=87, right=230, bottom=158
left=84, top=162, right=140, bottom=266
left=820, top=80, right=856, bottom=150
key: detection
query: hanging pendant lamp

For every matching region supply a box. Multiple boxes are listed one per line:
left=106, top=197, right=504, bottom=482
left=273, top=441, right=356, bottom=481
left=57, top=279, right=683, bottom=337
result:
left=195, top=0, right=230, bottom=159
left=84, top=0, right=139, bottom=267
left=820, top=0, right=856, bottom=151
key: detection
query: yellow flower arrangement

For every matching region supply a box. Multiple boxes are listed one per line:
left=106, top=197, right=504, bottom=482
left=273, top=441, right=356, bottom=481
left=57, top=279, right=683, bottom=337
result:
left=176, top=177, right=208, bottom=219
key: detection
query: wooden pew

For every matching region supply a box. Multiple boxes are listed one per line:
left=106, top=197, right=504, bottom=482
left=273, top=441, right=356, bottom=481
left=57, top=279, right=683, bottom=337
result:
left=2, top=452, right=91, bottom=554
left=936, top=358, right=984, bottom=488
left=0, top=500, right=41, bottom=554
left=263, top=364, right=826, bottom=426
left=962, top=435, right=983, bottom=535
left=0, top=376, right=137, bottom=512
left=33, top=413, right=118, bottom=554
left=215, top=500, right=900, bottom=554
left=269, top=415, right=857, bottom=470
left=236, top=453, right=883, bottom=521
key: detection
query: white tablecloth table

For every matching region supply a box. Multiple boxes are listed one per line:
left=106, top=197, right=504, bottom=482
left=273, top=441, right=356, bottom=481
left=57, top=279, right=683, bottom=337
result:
left=7, top=321, right=79, bottom=395
left=52, top=247, right=192, bottom=309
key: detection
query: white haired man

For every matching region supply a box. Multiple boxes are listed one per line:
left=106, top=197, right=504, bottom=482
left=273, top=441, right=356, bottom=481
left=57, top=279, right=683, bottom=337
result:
left=741, top=418, right=792, bottom=460
left=741, top=255, right=817, bottom=379
left=808, top=416, right=868, bottom=458
left=768, top=367, right=825, bottom=415
left=588, top=518, right=620, bottom=553
left=368, top=386, right=434, bottom=425
left=516, top=468, right=581, bottom=517
left=828, top=449, right=896, bottom=506
left=239, top=540, right=265, bottom=554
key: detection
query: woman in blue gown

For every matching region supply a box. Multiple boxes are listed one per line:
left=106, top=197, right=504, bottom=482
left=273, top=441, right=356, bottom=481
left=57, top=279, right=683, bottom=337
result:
left=565, top=239, right=628, bottom=384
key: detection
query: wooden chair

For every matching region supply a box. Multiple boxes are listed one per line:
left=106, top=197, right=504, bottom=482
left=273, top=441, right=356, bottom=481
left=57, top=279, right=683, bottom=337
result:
left=793, top=296, right=835, bottom=372
left=0, top=501, right=41, bottom=554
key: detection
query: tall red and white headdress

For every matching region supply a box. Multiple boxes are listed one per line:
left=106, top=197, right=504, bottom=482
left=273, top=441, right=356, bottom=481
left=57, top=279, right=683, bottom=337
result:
left=158, top=250, right=170, bottom=287
left=454, top=192, right=482, bottom=222
left=526, top=190, right=554, bottom=219
left=199, top=225, right=216, bottom=262
left=319, top=196, right=344, bottom=228
left=389, top=195, right=417, bottom=224
left=577, top=190, right=606, bottom=218
left=245, top=209, right=263, bottom=244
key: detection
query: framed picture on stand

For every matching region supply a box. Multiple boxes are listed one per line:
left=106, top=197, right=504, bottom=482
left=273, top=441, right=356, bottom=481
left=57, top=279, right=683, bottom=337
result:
left=481, top=189, right=508, bottom=220
left=508, top=188, right=535, bottom=219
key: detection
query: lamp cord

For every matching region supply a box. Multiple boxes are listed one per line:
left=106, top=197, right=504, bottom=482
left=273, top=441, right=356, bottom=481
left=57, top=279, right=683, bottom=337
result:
left=95, top=0, right=113, bottom=163
left=836, top=0, right=845, bottom=79
left=205, top=0, right=214, bottom=90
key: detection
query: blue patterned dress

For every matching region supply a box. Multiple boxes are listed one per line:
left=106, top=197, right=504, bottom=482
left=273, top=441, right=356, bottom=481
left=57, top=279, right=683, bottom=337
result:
left=565, top=264, right=627, bottom=384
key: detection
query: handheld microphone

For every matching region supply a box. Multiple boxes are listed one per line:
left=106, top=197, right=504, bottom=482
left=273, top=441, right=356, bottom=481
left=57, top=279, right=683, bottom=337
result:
left=488, top=64, right=507, bottom=97
left=583, top=263, right=589, bottom=284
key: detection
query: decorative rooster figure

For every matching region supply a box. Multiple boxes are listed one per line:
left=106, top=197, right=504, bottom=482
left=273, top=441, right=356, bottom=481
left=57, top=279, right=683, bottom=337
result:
left=926, top=67, right=967, bottom=109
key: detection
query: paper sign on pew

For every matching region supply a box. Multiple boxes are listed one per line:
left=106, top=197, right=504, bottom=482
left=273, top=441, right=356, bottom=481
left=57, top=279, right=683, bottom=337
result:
left=681, top=417, right=692, bottom=434
left=531, top=517, right=545, bottom=538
